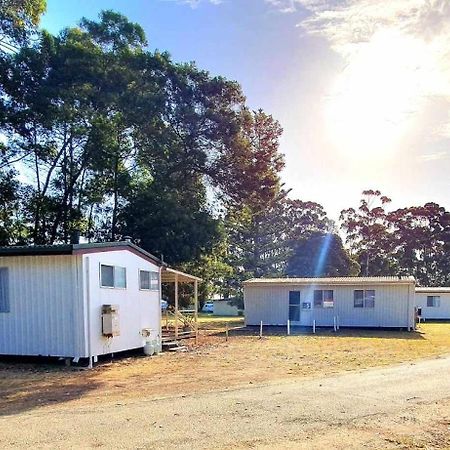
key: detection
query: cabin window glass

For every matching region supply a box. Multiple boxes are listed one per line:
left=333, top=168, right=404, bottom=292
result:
left=100, top=264, right=126, bottom=289
left=0, top=268, right=9, bottom=313
left=100, top=265, right=114, bottom=287
left=140, top=270, right=151, bottom=290
left=289, top=291, right=300, bottom=321
left=314, top=290, right=334, bottom=308
left=427, top=296, right=440, bottom=307
left=140, top=271, right=159, bottom=291
left=323, top=290, right=334, bottom=308
left=365, top=290, right=375, bottom=308
left=150, top=271, right=159, bottom=290
left=115, top=267, right=127, bottom=288
left=313, top=290, right=323, bottom=308
left=354, top=290, right=375, bottom=308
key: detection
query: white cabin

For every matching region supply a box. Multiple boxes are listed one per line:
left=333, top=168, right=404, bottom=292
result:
left=0, top=242, right=167, bottom=362
left=415, top=287, right=450, bottom=320
left=244, top=276, right=416, bottom=330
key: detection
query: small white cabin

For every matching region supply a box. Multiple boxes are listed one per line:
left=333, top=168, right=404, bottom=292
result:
left=415, top=287, right=450, bottom=320
left=213, top=299, right=241, bottom=317
left=244, top=276, right=416, bottom=330
left=0, top=242, right=199, bottom=363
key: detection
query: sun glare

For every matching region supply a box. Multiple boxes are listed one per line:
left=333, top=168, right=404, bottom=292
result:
left=325, top=29, right=430, bottom=161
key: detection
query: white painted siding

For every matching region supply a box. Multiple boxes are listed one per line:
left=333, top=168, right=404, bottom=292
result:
left=245, top=281, right=414, bottom=329
left=83, top=250, right=161, bottom=358
left=213, top=300, right=240, bottom=316
left=415, top=291, right=450, bottom=319
left=0, top=255, right=84, bottom=357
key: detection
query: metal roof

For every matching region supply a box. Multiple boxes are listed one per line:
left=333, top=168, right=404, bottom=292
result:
left=416, top=286, right=450, bottom=293
left=243, top=276, right=416, bottom=286
left=0, top=241, right=163, bottom=265
left=161, top=267, right=202, bottom=283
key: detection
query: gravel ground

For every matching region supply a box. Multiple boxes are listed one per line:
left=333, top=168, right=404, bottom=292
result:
left=1, top=355, right=450, bottom=449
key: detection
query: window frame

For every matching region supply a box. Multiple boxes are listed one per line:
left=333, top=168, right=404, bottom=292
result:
left=139, top=270, right=160, bottom=291
left=313, top=289, right=335, bottom=309
left=354, top=289, right=375, bottom=308
left=99, top=264, right=127, bottom=289
left=427, top=295, right=440, bottom=307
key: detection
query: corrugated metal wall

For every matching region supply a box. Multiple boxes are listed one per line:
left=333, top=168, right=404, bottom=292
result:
left=415, top=293, right=450, bottom=319
left=0, top=255, right=84, bottom=357
left=244, top=282, right=413, bottom=328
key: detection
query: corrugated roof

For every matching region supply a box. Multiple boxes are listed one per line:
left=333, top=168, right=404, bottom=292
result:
left=0, top=241, right=163, bottom=265
left=243, top=276, right=415, bottom=285
left=416, top=287, right=450, bottom=293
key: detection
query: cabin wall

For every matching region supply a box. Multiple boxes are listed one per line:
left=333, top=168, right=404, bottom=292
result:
left=415, top=292, right=450, bottom=319
left=0, top=255, right=84, bottom=358
left=82, top=250, right=161, bottom=358
left=244, top=283, right=414, bottom=328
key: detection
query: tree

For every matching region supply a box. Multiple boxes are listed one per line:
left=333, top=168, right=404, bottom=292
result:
left=0, top=0, right=46, bottom=51
left=286, top=232, right=359, bottom=277
left=390, top=203, right=450, bottom=286
left=340, top=190, right=396, bottom=276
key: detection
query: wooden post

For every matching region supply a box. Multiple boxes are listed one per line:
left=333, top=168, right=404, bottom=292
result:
left=337, top=315, right=340, bottom=330
left=194, top=280, right=199, bottom=344
left=259, top=321, right=263, bottom=339
left=313, top=319, right=316, bottom=334
left=287, top=319, right=290, bottom=336
left=333, top=316, right=337, bottom=332
left=226, top=322, right=229, bottom=342
left=174, top=274, right=179, bottom=340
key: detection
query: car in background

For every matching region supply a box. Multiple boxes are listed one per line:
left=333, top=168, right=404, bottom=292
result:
left=161, top=299, right=168, bottom=311
left=202, top=301, right=214, bottom=313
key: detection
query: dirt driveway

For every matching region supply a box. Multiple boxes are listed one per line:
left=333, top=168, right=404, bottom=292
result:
left=1, top=355, right=450, bottom=449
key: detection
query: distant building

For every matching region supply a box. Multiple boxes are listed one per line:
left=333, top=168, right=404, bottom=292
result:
left=415, top=287, right=450, bottom=320
left=244, top=276, right=417, bottom=330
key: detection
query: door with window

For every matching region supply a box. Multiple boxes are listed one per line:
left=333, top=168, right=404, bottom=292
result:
left=289, top=291, right=301, bottom=324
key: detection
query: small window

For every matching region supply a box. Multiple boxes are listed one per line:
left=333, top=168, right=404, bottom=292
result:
left=365, top=290, right=375, bottom=308
left=354, top=290, right=375, bottom=308
left=323, top=290, right=334, bottom=308
left=0, top=268, right=9, bottom=313
left=427, top=296, right=440, bottom=307
left=313, top=290, right=334, bottom=308
left=354, top=290, right=364, bottom=308
left=100, top=264, right=127, bottom=289
left=313, top=290, right=323, bottom=308
left=140, top=270, right=159, bottom=291
left=289, top=291, right=300, bottom=321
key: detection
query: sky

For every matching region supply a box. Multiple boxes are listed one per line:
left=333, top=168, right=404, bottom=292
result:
left=41, top=0, right=450, bottom=220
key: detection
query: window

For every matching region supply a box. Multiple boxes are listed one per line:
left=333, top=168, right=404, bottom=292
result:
left=427, top=296, right=440, bottom=307
left=140, top=270, right=159, bottom=291
left=313, top=290, right=334, bottom=308
left=289, top=291, right=300, bottom=321
left=100, top=264, right=127, bottom=288
left=0, top=268, right=9, bottom=313
left=313, top=290, right=323, bottom=308
left=354, top=290, right=375, bottom=308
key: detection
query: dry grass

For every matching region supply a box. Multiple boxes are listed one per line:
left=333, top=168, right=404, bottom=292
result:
left=1, top=321, right=450, bottom=416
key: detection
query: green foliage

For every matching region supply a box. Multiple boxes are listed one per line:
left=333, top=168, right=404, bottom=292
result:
left=286, top=232, right=360, bottom=277
left=0, top=0, right=46, bottom=51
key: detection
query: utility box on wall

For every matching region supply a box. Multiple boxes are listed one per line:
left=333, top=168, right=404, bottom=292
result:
left=102, top=304, right=120, bottom=337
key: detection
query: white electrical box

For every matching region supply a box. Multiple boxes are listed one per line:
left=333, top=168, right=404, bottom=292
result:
left=102, top=304, right=120, bottom=337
